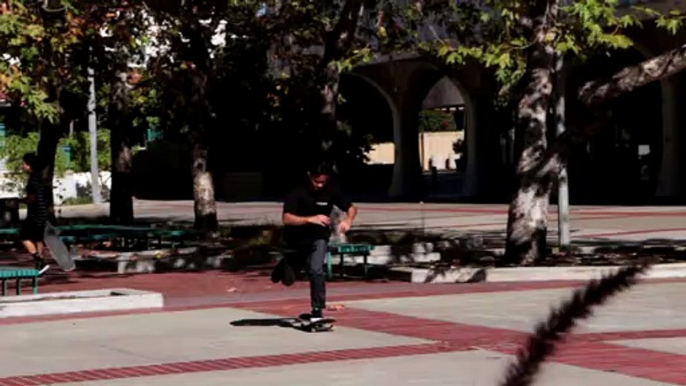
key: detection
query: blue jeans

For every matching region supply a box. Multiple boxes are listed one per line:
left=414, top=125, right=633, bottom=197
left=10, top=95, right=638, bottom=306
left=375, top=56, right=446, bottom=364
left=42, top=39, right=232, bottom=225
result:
left=288, top=239, right=327, bottom=310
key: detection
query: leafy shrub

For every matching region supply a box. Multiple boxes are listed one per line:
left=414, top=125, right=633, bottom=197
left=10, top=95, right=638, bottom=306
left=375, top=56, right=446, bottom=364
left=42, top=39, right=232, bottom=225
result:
left=0, top=130, right=111, bottom=177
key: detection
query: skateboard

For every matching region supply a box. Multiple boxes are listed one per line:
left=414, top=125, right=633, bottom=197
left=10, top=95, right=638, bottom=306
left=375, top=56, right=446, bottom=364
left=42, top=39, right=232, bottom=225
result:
left=292, top=313, right=336, bottom=332
left=43, top=222, right=75, bottom=272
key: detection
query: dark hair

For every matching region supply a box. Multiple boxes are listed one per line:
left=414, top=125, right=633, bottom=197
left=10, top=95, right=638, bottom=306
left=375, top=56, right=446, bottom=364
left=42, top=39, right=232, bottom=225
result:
left=22, top=153, right=38, bottom=168
left=307, top=161, right=335, bottom=177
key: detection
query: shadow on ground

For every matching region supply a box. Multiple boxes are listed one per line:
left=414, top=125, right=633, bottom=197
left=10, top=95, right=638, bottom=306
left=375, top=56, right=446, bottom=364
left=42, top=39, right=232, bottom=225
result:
left=230, top=318, right=299, bottom=328
left=230, top=315, right=332, bottom=333
left=433, top=228, right=686, bottom=267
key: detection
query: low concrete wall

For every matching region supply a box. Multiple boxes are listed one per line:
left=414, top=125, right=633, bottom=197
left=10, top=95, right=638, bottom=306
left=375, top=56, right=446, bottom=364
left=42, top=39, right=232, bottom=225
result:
left=0, top=288, right=163, bottom=318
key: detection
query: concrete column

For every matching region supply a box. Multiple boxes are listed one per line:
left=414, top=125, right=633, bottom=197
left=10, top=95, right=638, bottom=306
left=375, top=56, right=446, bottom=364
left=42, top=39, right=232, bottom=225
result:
left=655, top=78, right=681, bottom=198
left=676, top=73, right=686, bottom=199
left=389, top=98, right=423, bottom=199
left=462, top=94, right=501, bottom=199
left=344, top=72, right=410, bottom=198
left=462, top=91, right=478, bottom=197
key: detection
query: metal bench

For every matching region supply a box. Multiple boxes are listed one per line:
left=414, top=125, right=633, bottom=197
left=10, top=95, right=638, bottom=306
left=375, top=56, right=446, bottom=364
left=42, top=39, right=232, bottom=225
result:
left=326, top=243, right=374, bottom=279
left=0, top=267, right=42, bottom=296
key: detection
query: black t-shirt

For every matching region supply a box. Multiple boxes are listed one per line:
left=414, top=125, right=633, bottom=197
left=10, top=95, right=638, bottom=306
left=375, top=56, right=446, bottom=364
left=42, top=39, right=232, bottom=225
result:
left=282, top=184, right=352, bottom=245
left=25, top=172, right=49, bottom=226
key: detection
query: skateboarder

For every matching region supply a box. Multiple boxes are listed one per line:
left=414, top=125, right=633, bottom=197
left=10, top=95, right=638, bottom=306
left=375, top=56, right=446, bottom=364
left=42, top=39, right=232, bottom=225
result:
left=19, top=153, right=49, bottom=270
left=271, top=162, right=357, bottom=322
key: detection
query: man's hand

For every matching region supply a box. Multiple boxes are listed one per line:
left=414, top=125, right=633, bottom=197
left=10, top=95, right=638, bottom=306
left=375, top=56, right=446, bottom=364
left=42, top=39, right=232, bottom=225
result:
left=338, top=218, right=352, bottom=233
left=307, top=215, right=331, bottom=227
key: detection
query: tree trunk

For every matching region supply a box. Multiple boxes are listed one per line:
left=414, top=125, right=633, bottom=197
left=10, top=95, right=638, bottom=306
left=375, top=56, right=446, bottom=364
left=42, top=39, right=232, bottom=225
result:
left=504, top=0, right=559, bottom=265
left=505, top=20, right=686, bottom=265
left=312, top=0, right=364, bottom=164
left=108, top=70, right=134, bottom=224
left=318, top=62, right=341, bottom=159
left=192, top=143, right=217, bottom=230
left=182, top=17, right=218, bottom=231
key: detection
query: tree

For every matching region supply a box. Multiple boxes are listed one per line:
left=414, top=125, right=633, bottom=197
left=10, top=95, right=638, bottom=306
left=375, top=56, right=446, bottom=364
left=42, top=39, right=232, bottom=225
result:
left=70, top=1, right=151, bottom=223
left=0, top=0, right=94, bottom=219
left=140, top=0, right=406, bottom=227
left=259, top=0, right=412, bottom=188
left=107, top=4, right=151, bottom=224
left=425, top=0, right=684, bottom=264
left=142, top=0, right=249, bottom=230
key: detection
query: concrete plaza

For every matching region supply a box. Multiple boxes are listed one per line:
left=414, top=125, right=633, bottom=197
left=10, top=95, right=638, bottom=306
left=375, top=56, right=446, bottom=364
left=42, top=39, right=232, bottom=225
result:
left=0, top=200, right=683, bottom=385
left=0, top=277, right=685, bottom=385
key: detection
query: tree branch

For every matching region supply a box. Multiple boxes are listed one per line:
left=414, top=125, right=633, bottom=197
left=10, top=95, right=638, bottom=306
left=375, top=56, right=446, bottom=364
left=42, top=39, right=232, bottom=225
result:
left=579, top=42, right=686, bottom=107
left=321, top=0, right=365, bottom=66
left=538, top=41, right=686, bottom=179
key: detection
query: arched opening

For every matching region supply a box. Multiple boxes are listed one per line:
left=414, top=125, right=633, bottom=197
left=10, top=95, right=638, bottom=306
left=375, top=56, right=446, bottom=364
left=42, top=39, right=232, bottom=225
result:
left=566, top=48, right=663, bottom=204
left=336, top=73, right=396, bottom=197
left=417, top=75, right=471, bottom=197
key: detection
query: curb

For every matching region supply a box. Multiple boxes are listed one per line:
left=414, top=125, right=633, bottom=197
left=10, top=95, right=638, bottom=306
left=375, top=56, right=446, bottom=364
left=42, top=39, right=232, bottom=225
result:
left=389, top=262, right=686, bottom=283
left=0, top=288, right=163, bottom=318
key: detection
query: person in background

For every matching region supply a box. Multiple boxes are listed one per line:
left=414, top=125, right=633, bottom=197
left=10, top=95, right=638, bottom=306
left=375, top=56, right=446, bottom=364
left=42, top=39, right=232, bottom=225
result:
left=19, top=153, right=49, bottom=270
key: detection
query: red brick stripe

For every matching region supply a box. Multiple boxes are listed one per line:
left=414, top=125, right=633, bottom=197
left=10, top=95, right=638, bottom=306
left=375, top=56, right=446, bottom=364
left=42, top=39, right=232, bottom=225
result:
left=552, top=342, right=686, bottom=385
left=569, top=328, right=686, bottom=343
left=0, top=344, right=453, bottom=386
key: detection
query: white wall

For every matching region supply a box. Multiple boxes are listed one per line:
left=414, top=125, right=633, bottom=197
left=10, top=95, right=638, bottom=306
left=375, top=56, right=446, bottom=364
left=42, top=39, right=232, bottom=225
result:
left=0, top=171, right=111, bottom=205
left=368, top=131, right=465, bottom=171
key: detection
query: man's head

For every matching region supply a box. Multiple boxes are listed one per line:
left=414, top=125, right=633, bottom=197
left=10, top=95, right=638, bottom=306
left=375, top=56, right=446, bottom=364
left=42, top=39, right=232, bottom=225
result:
left=306, top=162, right=334, bottom=191
left=22, top=153, right=37, bottom=173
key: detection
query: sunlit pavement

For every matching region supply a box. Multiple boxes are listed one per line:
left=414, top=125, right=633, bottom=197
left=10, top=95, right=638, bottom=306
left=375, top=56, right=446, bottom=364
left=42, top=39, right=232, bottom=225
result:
left=1, top=278, right=685, bottom=385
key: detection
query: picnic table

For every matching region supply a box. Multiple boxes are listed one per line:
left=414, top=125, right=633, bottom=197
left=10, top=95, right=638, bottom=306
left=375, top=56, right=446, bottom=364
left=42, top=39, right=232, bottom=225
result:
left=0, top=267, right=41, bottom=296
left=274, top=243, right=375, bottom=280
left=0, top=225, right=200, bottom=249
left=326, top=243, right=374, bottom=279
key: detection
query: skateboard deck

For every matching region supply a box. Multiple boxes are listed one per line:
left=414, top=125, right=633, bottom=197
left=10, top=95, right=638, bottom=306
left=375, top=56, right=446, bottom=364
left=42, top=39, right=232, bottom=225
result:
left=43, top=222, right=75, bottom=272
left=293, top=313, right=336, bottom=332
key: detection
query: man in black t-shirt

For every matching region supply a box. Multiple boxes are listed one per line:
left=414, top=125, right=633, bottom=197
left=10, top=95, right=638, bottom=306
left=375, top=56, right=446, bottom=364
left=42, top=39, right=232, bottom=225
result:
left=19, top=153, right=49, bottom=270
left=272, top=163, right=357, bottom=321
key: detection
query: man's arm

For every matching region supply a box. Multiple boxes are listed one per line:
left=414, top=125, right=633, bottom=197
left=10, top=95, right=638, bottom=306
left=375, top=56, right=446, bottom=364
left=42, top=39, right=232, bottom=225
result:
left=283, top=213, right=310, bottom=226
left=333, top=189, right=356, bottom=232
left=283, top=212, right=330, bottom=227
left=282, top=191, right=329, bottom=227
left=344, top=204, right=357, bottom=224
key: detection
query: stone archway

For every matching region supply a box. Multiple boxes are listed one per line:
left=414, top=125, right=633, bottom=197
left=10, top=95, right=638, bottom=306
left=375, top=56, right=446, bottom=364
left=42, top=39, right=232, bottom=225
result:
left=417, top=75, right=477, bottom=197
left=337, top=72, right=399, bottom=196
left=352, top=58, right=500, bottom=199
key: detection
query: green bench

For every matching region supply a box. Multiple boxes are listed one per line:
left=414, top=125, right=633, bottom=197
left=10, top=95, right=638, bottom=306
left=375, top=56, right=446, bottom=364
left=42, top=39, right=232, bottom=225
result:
left=274, top=243, right=374, bottom=279
left=0, top=267, right=41, bottom=296
left=326, top=243, right=374, bottom=279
